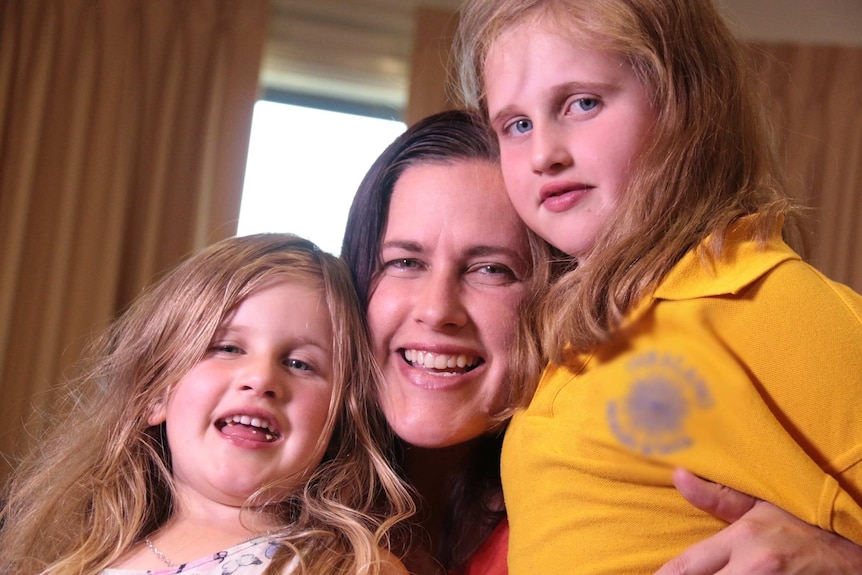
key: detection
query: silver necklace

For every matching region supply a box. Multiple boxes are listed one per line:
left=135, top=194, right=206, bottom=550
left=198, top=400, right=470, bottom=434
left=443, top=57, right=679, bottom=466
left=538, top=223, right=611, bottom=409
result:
left=144, top=531, right=276, bottom=567
left=144, top=536, right=174, bottom=567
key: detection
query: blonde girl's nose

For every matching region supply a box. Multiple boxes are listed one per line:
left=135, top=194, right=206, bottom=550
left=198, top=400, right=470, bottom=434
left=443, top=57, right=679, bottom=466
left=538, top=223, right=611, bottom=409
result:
left=237, top=356, right=285, bottom=399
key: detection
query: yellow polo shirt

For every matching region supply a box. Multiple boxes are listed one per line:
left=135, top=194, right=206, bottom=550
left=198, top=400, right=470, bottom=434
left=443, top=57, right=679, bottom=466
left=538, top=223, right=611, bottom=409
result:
left=503, top=219, right=862, bottom=574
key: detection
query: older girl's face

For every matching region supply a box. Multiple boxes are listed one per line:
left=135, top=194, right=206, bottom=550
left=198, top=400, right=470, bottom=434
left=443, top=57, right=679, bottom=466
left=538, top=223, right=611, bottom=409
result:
left=484, top=18, right=652, bottom=260
left=366, top=160, right=533, bottom=448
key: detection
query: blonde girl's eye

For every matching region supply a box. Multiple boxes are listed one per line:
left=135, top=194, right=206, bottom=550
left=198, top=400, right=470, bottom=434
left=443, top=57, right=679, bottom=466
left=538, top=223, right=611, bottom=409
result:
left=285, top=357, right=313, bottom=372
left=287, top=358, right=310, bottom=371
left=208, top=342, right=243, bottom=355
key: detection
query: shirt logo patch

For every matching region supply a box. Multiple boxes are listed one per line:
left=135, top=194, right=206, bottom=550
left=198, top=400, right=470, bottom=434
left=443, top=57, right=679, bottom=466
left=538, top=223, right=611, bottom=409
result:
left=607, top=350, right=713, bottom=455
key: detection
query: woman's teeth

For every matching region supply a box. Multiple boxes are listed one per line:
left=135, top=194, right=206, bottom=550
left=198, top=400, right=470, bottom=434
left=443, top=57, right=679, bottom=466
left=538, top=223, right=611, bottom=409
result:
left=403, top=349, right=478, bottom=370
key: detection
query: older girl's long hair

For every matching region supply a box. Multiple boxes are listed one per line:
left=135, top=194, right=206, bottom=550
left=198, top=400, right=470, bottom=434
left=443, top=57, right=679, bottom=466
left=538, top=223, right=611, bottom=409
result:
left=0, top=233, right=414, bottom=575
left=455, top=0, right=801, bottom=359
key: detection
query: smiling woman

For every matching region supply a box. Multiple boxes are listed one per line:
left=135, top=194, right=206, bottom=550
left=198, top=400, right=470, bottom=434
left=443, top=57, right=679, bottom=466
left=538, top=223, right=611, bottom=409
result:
left=238, top=101, right=406, bottom=254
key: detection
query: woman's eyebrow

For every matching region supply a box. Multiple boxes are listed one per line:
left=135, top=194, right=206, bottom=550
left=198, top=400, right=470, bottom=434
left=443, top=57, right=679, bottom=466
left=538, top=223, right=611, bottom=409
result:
left=380, top=239, right=423, bottom=253
left=464, top=245, right=525, bottom=261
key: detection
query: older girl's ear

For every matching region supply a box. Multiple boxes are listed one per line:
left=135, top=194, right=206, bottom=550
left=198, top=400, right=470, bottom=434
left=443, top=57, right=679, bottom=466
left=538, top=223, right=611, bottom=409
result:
left=147, top=398, right=167, bottom=426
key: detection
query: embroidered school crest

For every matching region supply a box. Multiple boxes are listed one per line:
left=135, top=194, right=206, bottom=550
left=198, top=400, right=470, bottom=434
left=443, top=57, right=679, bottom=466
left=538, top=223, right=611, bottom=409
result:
left=607, top=350, right=713, bottom=455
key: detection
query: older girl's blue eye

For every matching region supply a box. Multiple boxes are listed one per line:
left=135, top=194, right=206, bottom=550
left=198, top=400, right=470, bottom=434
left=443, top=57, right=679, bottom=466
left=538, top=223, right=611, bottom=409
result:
left=576, top=98, right=599, bottom=112
left=512, top=119, right=532, bottom=134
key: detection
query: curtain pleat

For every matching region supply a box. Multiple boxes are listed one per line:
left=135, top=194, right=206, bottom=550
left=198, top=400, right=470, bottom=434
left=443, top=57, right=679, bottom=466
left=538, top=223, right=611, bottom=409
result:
left=750, top=43, right=862, bottom=291
left=0, top=0, right=267, bottom=479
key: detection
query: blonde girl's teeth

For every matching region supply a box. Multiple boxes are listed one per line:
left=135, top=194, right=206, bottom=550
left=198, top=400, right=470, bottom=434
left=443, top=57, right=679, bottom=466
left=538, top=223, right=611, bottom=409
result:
left=225, top=415, right=274, bottom=431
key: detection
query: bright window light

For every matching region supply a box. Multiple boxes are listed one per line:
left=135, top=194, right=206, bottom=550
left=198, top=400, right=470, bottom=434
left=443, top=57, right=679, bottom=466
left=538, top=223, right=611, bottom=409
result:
left=237, top=100, right=406, bottom=254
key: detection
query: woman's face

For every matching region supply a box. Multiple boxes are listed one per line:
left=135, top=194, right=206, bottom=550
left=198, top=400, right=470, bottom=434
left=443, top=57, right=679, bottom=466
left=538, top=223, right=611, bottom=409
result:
left=366, top=159, right=533, bottom=448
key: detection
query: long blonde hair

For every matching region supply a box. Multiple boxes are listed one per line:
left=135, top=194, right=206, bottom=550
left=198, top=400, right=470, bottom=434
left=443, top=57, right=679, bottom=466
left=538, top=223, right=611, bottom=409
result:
left=0, top=233, right=414, bottom=574
left=455, top=0, right=801, bottom=359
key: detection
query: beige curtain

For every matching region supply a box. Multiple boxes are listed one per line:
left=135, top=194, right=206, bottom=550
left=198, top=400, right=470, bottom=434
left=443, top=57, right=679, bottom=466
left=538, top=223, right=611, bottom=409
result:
left=750, top=43, right=862, bottom=292
left=405, top=7, right=459, bottom=126
left=0, top=0, right=268, bottom=480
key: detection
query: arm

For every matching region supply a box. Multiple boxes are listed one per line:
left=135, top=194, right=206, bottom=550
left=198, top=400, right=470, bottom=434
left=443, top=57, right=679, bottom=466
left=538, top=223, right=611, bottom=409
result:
left=654, top=469, right=862, bottom=575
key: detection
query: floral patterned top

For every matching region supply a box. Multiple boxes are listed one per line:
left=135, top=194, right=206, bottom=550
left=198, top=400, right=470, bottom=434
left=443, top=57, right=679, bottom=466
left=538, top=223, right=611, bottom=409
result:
left=102, top=537, right=295, bottom=575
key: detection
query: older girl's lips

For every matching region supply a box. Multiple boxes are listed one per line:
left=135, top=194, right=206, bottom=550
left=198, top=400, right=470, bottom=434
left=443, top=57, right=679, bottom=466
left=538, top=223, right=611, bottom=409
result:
left=540, top=181, right=593, bottom=213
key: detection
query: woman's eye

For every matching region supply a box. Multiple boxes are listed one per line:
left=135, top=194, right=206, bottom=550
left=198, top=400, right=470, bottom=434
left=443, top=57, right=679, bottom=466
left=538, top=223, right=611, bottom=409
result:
left=391, top=258, right=417, bottom=269
left=469, top=263, right=519, bottom=285
left=382, top=258, right=423, bottom=273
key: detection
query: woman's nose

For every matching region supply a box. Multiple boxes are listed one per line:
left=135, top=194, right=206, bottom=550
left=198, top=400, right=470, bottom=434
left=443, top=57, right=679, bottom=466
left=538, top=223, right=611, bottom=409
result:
left=412, top=271, right=468, bottom=330
left=530, top=124, right=573, bottom=174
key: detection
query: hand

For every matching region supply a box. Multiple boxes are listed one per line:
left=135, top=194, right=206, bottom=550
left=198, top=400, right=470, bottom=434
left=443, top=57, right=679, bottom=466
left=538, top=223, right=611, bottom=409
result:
left=653, top=468, right=862, bottom=574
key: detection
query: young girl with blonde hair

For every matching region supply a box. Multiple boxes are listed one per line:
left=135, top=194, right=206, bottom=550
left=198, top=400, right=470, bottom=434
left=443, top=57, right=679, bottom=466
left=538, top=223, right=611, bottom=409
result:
left=0, top=233, right=413, bottom=575
left=456, top=0, right=862, bottom=572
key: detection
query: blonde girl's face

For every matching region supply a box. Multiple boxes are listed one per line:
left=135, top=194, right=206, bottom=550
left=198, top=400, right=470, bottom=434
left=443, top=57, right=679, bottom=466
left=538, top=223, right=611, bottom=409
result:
left=484, top=18, right=653, bottom=260
left=148, top=279, right=335, bottom=509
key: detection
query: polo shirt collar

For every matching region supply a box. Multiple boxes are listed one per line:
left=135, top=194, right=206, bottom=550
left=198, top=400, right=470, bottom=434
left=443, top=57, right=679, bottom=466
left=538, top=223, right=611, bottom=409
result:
left=626, top=216, right=799, bottom=324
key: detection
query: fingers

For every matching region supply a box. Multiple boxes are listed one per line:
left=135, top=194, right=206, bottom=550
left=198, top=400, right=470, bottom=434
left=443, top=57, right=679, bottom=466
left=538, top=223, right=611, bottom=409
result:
left=657, top=485, right=862, bottom=575
left=672, top=468, right=755, bottom=523
left=653, top=534, right=730, bottom=575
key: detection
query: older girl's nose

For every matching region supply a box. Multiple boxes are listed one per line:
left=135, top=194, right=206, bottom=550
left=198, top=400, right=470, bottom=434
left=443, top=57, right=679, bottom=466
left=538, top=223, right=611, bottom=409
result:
left=530, top=124, right=573, bottom=174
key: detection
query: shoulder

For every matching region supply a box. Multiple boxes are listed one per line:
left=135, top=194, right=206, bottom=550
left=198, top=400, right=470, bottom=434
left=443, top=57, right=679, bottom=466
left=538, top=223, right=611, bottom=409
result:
left=377, top=548, right=409, bottom=575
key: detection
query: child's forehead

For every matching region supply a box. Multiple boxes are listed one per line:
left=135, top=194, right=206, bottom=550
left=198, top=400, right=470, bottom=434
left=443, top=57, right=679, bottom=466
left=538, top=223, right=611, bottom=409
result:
left=245, top=272, right=327, bottom=302
left=255, top=274, right=322, bottom=293
left=490, top=7, right=607, bottom=56
left=219, top=276, right=330, bottom=323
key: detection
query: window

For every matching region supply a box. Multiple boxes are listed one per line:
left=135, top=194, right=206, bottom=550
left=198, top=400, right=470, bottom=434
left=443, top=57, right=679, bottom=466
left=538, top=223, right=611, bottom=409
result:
left=237, top=100, right=406, bottom=254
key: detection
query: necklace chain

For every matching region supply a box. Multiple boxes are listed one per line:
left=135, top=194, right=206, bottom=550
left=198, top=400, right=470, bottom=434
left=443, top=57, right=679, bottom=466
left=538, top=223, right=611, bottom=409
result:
left=144, top=536, right=174, bottom=567
left=144, top=531, right=276, bottom=567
